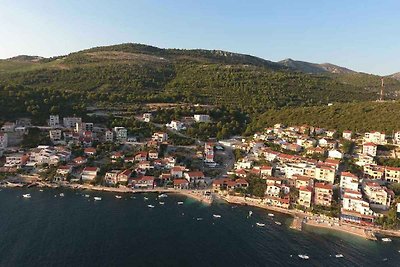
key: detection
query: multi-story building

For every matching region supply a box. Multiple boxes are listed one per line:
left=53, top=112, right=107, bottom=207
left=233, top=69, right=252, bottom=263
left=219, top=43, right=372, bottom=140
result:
left=194, top=114, right=210, bottom=123
left=298, top=186, right=313, bottom=208
left=114, top=127, right=128, bottom=143
left=49, top=129, right=62, bottom=143
left=341, top=189, right=375, bottom=225
left=152, top=132, right=168, bottom=142
left=363, top=164, right=385, bottom=179
left=342, top=130, right=352, bottom=140
left=362, top=142, right=377, bottom=157
left=49, top=115, right=60, bottom=127
left=363, top=182, right=393, bottom=209
left=313, top=182, right=333, bottom=207
left=63, top=117, right=82, bottom=129
left=339, top=172, right=359, bottom=196
left=314, top=164, right=336, bottom=184
left=81, top=167, right=99, bottom=182
left=363, top=131, right=386, bottom=145
left=104, top=129, right=114, bottom=142
left=0, top=132, right=8, bottom=149
left=166, top=120, right=185, bottom=131
left=385, top=166, right=400, bottom=183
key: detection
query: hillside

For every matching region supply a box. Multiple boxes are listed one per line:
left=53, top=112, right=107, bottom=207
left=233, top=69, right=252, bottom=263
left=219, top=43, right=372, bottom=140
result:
left=278, top=58, right=355, bottom=74
left=1, top=43, right=400, bottom=122
left=390, top=72, right=400, bottom=81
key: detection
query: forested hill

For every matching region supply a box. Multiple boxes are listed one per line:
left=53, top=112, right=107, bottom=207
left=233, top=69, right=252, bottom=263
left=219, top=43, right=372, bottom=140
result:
left=1, top=43, right=400, bottom=121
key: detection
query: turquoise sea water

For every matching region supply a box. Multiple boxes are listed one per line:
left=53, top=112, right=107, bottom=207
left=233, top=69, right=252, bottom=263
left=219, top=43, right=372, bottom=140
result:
left=0, top=188, right=399, bottom=266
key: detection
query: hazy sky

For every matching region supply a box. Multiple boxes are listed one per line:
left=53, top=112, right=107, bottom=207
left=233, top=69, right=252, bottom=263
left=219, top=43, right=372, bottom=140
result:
left=0, top=0, right=399, bottom=75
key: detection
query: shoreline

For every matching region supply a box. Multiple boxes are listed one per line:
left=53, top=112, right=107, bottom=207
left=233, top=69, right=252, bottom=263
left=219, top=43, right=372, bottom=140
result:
left=0, top=182, right=213, bottom=205
left=217, top=194, right=399, bottom=240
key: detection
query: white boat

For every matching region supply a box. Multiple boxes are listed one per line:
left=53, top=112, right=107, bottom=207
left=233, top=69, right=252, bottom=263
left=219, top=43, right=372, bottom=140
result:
left=115, top=195, right=122, bottom=199
left=213, top=214, right=222, bottom=218
left=59, top=193, right=64, bottom=197
left=144, top=197, right=149, bottom=200
left=39, top=189, right=43, bottom=192
left=196, top=218, right=203, bottom=221
left=248, top=211, right=253, bottom=218
left=22, top=194, right=31, bottom=198
left=275, top=221, right=282, bottom=225
left=94, top=197, right=102, bottom=201
left=335, top=254, right=344, bottom=258
left=382, top=238, right=392, bottom=242
left=159, top=202, right=165, bottom=205
left=85, top=194, right=90, bottom=198
left=158, top=193, right=168, bottom=198
left=268, top=213, right=274, bottom=217
left=298, top=255, right=309, bottom=260
left=177, top=201, right=184, bottom=205
left=256, top=223, right=265, bottom=227
left=147, top=204, right=155, bottom=208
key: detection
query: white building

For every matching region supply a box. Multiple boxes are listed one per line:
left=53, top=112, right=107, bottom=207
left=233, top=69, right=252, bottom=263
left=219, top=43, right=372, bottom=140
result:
left=362, top=142, right=377, bottom=157
left=194, top=114, right=210, bottom=123
left=63, top=117, right=82, bottom=129
left=342, top=130, right=352, bottom=140
left=394, top=131, right=400, bottom=145
left=49, top=129, right=62, bottom=143
left=49, top=115, right=60, bottom=127
left=339, top=172, right=359, bottom=196
left=5, top=153, right=27, bottom=167
left=166, top=120, right=185, bottom=131
left=328, top=149, right=343, bottom=159
left=143, top=113, right=152, bottom=122
left=114, top=127, right=128, bottom=143
left=105, top=129, right=114, bottom=142
left=1, top=122, right=15, bottom=132
left=364, top=131, right=386, bottom=145
left=341, top=190, right=374, bottom=223
left=81, top=167, right=99, bottom=182
left=152, top=132, right=168, bottom=142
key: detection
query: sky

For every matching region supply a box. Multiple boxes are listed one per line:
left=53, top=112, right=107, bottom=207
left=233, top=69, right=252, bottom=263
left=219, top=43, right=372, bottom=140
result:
left=0, top=0, right=399, bottom=75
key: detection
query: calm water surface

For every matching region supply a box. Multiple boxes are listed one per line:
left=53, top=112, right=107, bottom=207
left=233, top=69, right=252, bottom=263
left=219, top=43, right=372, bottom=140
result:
left=0, top=188, right=399, bottom=266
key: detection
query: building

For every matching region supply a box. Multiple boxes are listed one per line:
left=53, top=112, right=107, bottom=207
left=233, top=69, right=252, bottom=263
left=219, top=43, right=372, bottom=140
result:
left=363, top=164, right=385, bottom=179
left=341, top=189, right=374, bottom=225
left=184, top=171, right=205, bottom=184
left=362, top=142, right=377, bottom=157
left=342, top=130, right=352, bottom=140
left=131, top=176, right=154, bottom=189
left=0, top=133, right=8, bottom=149
left=114, top=127, right=128, bottom=143
left=364, top=131, right=386, bottom=145
left=152, top=132, right=168, bottom=142
left=105, top=129, right=114, bottom=142
left=173, top=179, right=189, bottom=190
left=363, top=182, right=393, bottom=209
left=81, top=167, right=99, bottom=182
left=1, top=122, right=15, bottom=132
left=298, top=186, right=313, bottom=208
left=166, top=120, right=185, bottom=131
left=49, top=129, right=62, bottom=143
left=394, top=131, right=400, bottom=145
left=314, top=164, right=335, bottom=184
left=385, top=166, right=400, bottom=183
left=328, top=149, right=343, bottom=159
left=194, top=114, right=210, bottom=123
left=313, top=183, right=333, bottom=207
left=143, top=113, right=152, bottom=122
left=5, top=153, right=28, bottom=167
left=339, top=172, right=359, bottom=196
left=293, top=175, right=313, bottom=189
left=49, top=115, right=60, bottom=127
left=63, top=117, right=82, bottom=129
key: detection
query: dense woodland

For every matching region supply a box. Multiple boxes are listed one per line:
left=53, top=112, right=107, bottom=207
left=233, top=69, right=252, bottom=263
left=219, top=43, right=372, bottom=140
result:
left=1, top=43, right=400, bottom=135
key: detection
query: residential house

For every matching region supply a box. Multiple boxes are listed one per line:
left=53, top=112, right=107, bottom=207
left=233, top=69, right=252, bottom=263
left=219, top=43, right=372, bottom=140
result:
left=385, top=166, right=400, bottom=183
left=0, top=133, right=8, bottom=149
left=315, top=164, right=336, bottom=184
left=339, top=172, right=359, bottom=196
left=131, top=176, right=154, bottom=189
left=194, top=114, right=210, bottom=123
left=184, top=171, right=205, bottom=184
left=363, top=182, right=394, bottom=209
left=81, top=167, right=99, bottom=182
left=313, top=183, right=333, bottom=207
left=152, top=132, right=168, bottom=142
left=341, top=189, right=374, bottom=225
left=114, top=127, right=128, bottom=143
left=298, top=186, right=313, bottom=209
left=342, top=130, right=352, bottom=140
left=364, top=131, right=386, bottom=145
left=173, top=179, right=189, bottom=189
left=363, top=142, right=377, bottom=157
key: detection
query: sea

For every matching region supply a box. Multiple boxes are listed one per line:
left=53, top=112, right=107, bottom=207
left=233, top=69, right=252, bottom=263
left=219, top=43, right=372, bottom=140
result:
left=0, top=188, right=399, bottom=267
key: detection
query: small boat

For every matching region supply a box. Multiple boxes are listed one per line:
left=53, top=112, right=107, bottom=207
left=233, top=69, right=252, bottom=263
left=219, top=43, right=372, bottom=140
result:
left=158, top=193, right=168, bottom=198
left=22, top=194, right=31, bottom=198
left=275, top=221, right=282, bottom=225
left=196, top=218, right=203, bottom=221
left=298, top=255, right=309, bottom=260
left=268, top=213, right=274, bottom=217
left=382, top=238, right=392, bottom=242
left=147, top=205, right=155, bottom=208
left=144, top=197, right=149, bottom=200
left=94, top=197, right=102, bottom=201
left=177, top=201, right=184, bottom=205
left=39, top=189, right=43, bottom=192
left=85, top=194, right=90, bottom=198
left=248, top=211, right=253, bottom=218
left=159, top=202, right=165, bottom=205
left=256, top=223, right=265, bottom=227
left=115, top=195, right=122, bottom=199
left=213, top=214, right=222, bottom=218
left=335, top=254, right=344, bottom=258
left=59, top=193, right=64, bottom=197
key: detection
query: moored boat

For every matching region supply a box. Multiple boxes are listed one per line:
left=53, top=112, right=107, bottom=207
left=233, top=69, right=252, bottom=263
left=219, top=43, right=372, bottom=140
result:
left=268, top=213, right=274, bottom=217
left=22, top=194, right=31, bottom=198
left=147, top=204, right=155, bottom=208
left=213, top=214, right=222, bottom=218
left=115, top=195, right=122, bottom=199
left=59, top=193, right=64, bottom=197
left=158, top=193, right=168, bottom=198
left=159, top=202, right=165, bottom=205
left=298, top=254, right=309, bottom=260
left=335, top=254, right=344, bottom=258
left=256, top=222, right=265, bottom=227
left=94, top=197, right=102, bottom=201
left=177, top=201, right=184, bottom=205
left=382, top=238, right=392, bottom=242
